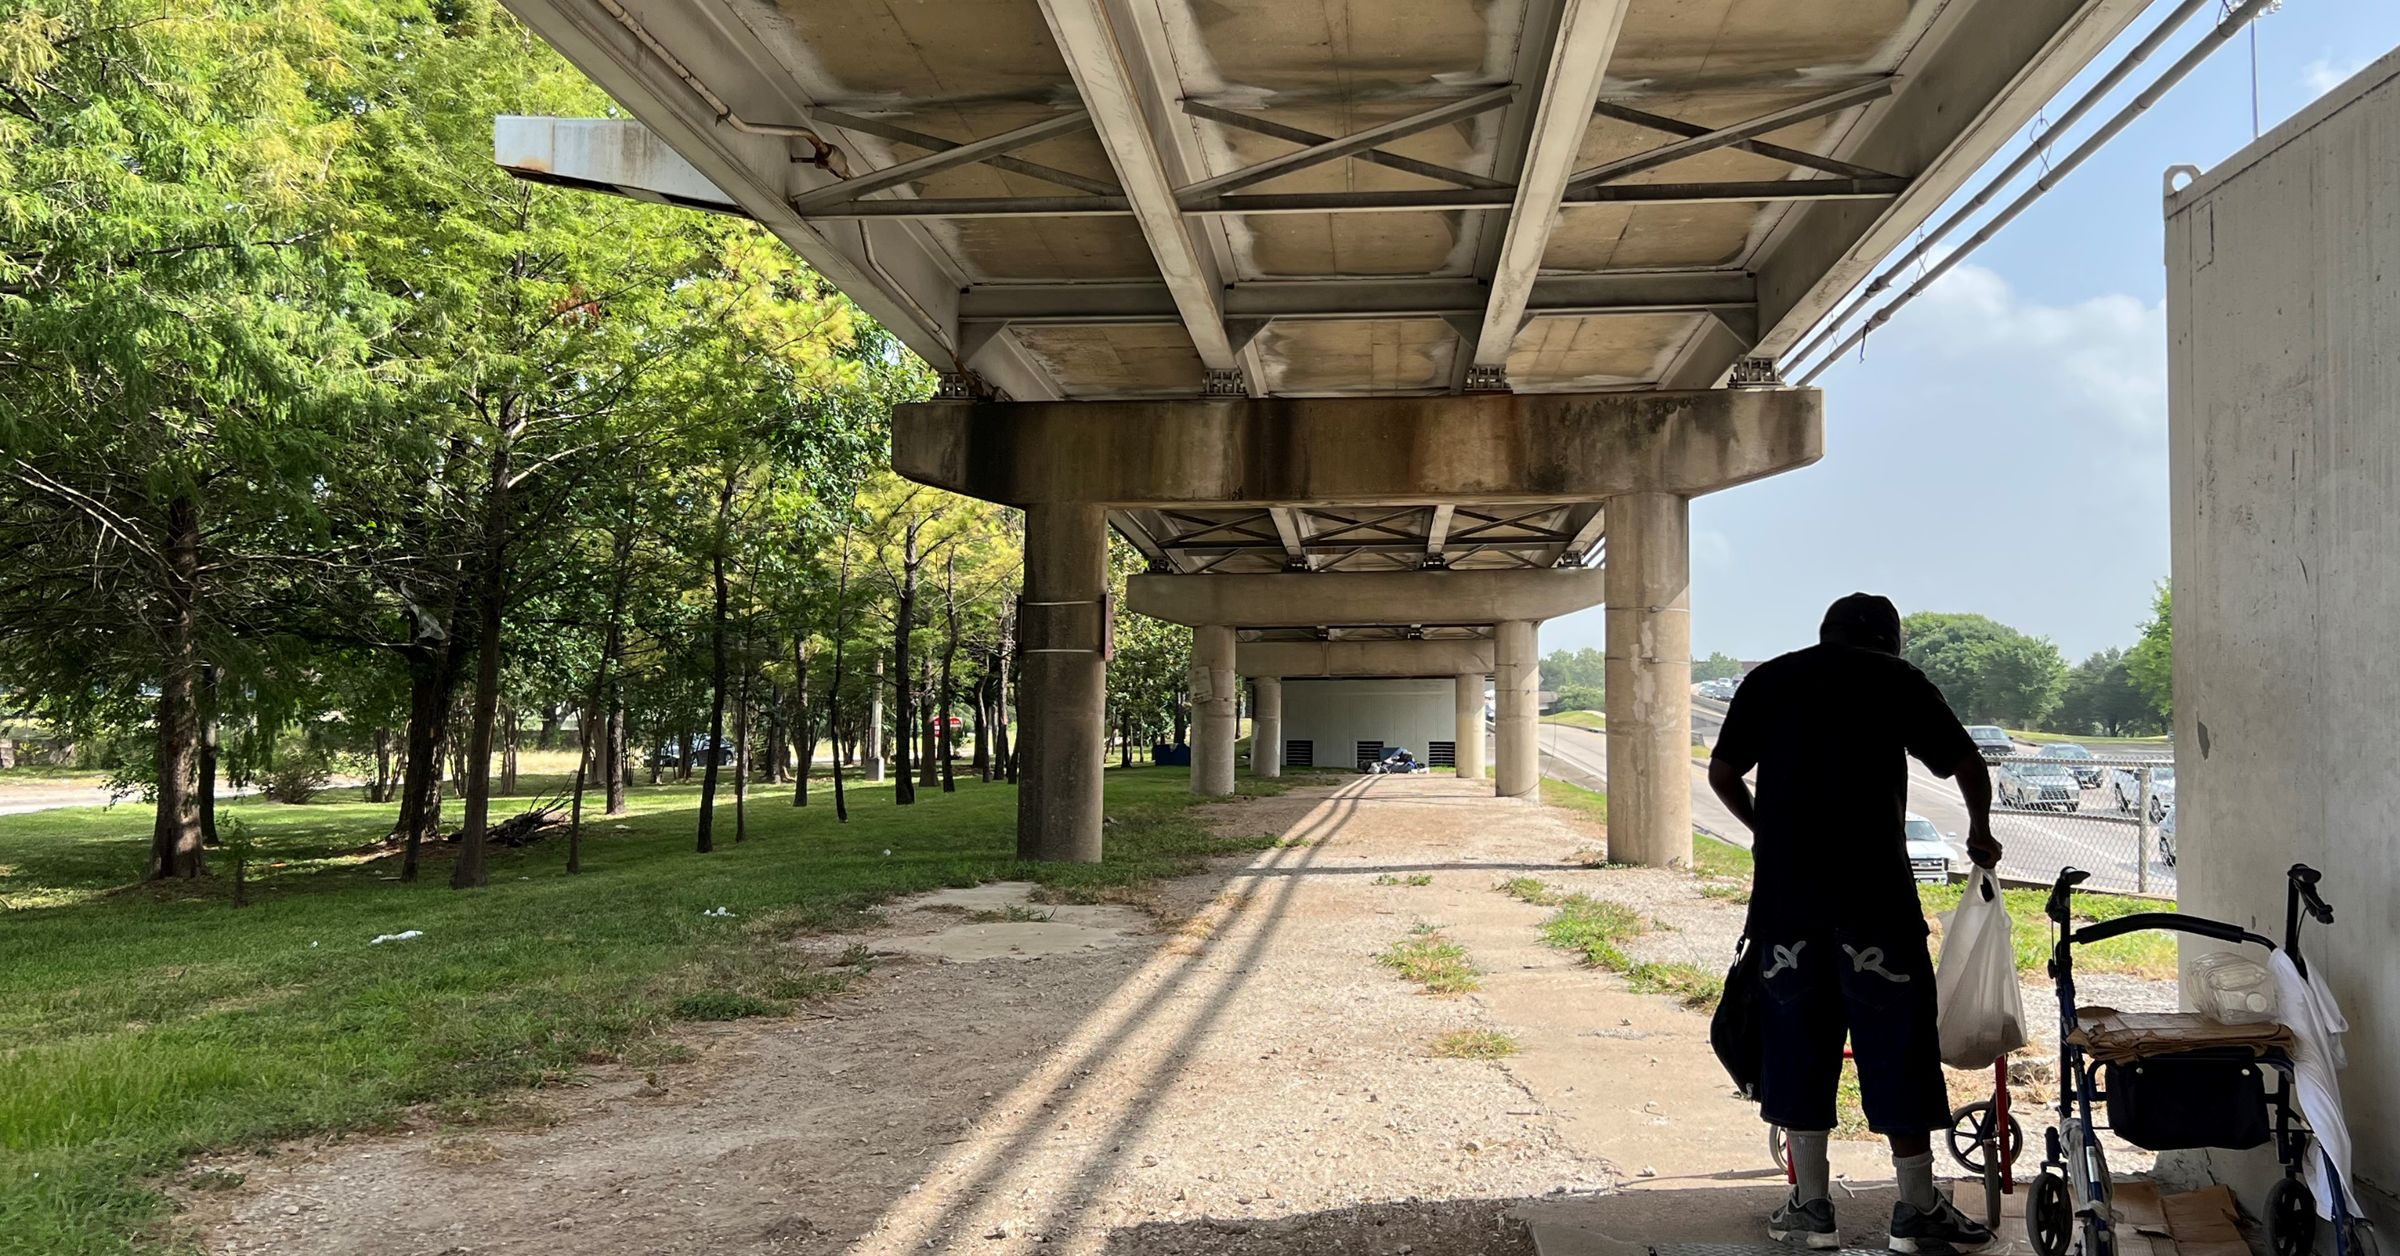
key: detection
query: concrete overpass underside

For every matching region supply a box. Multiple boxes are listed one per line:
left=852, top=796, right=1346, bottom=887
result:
left=494, top=0, right=2154, bottom=864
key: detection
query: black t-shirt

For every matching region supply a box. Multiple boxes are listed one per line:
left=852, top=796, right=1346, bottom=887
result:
left=1709, top=643, right=1978, bottom=937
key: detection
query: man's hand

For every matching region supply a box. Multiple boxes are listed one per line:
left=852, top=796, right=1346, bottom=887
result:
left=1966, top=817, right=2001, bottom=869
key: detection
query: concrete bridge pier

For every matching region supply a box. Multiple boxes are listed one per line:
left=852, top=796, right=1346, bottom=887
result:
left=1190, top=624, right=1238, bottom=796
left=1251, top=678, right=1282, bottom=778
left=1494, top=620, right=1542, bottom=799
left=1453, top=673, right=1487, bottom=782
left=1604, top=492, right=1694, bottom=869
left=1016, top=503, right=1109, bottom=863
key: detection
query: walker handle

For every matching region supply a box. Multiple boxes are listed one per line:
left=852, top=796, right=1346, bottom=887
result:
left=2045, top=868, right=2091, bottom=926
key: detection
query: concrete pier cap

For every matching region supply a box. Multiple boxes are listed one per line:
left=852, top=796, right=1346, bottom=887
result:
left=894, top=389, right=1822, bottom=507
left=1235, top=639, right=1497, bottom=679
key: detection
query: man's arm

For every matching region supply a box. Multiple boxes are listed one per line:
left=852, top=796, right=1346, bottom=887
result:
left=1950, top=750, right=2000, bottom=868
left=1708, top=757, right=1759, bottom=836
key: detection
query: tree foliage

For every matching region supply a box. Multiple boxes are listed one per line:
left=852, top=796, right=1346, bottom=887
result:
left=2126, top=584, right=2172, bottom=721
left=1901, top=612, right=2069, bottom=728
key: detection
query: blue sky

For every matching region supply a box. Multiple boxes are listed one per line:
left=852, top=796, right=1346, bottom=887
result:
left=1544, top=2, right=2400, bottom=666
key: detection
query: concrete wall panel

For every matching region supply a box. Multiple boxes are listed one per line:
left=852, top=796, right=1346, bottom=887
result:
left=1279, top=679, right=1462, bottom=772
left=2166, top=47, right=2400, bottom=1220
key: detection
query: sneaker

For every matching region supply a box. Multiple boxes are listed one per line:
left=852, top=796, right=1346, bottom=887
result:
left=1770, top=1192, right=1840, bottom=1249
left=1888, top=1198, right=1997, bottom=1255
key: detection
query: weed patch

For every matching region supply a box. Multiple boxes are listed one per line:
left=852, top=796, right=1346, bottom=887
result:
left=1429, top=1028, right=1519, bottom=1060
left=1378, top=925, right=1479, bottom=995
left=1372, top=873, right=1434, bottom=887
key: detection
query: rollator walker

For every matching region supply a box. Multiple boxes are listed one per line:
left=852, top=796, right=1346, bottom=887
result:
left=2030, top=863, right=2374, bottom=1256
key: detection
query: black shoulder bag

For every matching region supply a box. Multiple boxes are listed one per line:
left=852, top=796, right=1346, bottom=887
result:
left=1709, top=936, right=1764, bottom=1100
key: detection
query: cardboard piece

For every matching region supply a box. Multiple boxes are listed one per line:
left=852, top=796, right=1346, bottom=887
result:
left=2162, top=1184, right=2248, bottom=1256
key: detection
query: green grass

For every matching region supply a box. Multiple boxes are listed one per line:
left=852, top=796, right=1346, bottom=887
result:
left=1541, top=710, right=1605, bottom=730
left=1378, top=924, right=1480, bottom=995
left=1917, top=882, right=2177, bottom=979
left=1539, top=777, right=1609, bottom=826
left=1428, top=1027, right=1520, bottom=1060
left=1513, top=880, right=1723, bottom=1011
left=0, top=766, right=1297, bottom=1255
left=1694, top=834, right=1751, bottom=880
left=1371, top=873, right=1434, bottom=887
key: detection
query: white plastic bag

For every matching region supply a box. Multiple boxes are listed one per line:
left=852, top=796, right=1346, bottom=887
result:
left=1935, top=866, right=2027, bottom=1068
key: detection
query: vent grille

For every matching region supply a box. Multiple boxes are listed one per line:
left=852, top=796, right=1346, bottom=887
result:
left=1428, top=741, right=1456, bottom=768
left=1284, top=740, right=1312, bottom=768
left=1355, top=741, right=1384, bottom=769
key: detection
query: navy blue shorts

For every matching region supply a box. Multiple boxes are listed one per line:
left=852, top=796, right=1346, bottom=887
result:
left=1755, top=928, right=1950, bottom=1135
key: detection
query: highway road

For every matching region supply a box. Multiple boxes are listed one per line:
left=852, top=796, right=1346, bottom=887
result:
left=1540, top=698, right=2177, bottom=897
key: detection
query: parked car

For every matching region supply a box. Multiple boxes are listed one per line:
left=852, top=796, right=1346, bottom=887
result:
left=2035, top=742, right=2105, bottom=788
left=1904, top=812, right=1960, bottom=884
left=1967, top=725, right=2016, bottom=761
left=2110, top=763, right=2177, bottom=820
left=1999, top=759, right=2081, bottom=810
left=2157, top=804, right=2177, bottom=867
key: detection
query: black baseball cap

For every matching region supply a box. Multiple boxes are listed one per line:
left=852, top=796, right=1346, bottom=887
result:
left=1820, top=593, right=1902, bottom=652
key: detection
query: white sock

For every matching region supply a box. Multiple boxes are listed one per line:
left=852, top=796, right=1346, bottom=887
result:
left=1894, top=1150, right=1940, bottom=1211
left=1789, top=1129, right=1832, bottom=1204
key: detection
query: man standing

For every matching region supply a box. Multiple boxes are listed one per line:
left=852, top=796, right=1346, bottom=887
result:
left=1707, top=594, right=2002, bottom=1254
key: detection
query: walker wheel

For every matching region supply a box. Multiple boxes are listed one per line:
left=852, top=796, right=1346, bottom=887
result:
left=2266, top=1178, right=2317, bottom=1256
left=1947, top=1100, right=2026, bottom=1174
left=2029, top=1170, right=2074, bottom=1256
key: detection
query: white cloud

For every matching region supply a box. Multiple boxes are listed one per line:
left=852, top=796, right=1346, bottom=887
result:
left=1865, top=262, right=2167, bottom=434
left=2303, top=53, right=2371, bottom=98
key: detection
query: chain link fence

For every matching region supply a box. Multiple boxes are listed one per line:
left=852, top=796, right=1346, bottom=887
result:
left=1980, top=754, right=2176, bottom=898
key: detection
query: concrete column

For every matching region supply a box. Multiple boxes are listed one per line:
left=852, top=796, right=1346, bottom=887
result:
left=1251, top=677, right=1283, bottom=778
left=864, top=656, right=887, bottom=782
left=1453, top=673, right=1487, bottom=782
left=1190, top=624, right=1237, bottom=796
left=1494, top=621, right=1540, bottom=798
left=1017, top=503, right=1109, bottom=862
left=1605, top=491, right=1693, bottom=869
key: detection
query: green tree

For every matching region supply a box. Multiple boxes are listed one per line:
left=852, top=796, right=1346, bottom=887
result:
left=1693, top=651, right=1744, bottom=683
left=2126, top=584, right=2172, bottom=721
left=1901, top=612, right=2068, bottom=727
left=0, top=0, right=394, bottom=879
left=2051, top=648, right=2164, bottom=737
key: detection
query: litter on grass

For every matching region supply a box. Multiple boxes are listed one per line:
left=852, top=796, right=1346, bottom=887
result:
left=369, top=930, right=425, bottom=945
left=702, top=906, right=734, bottom=918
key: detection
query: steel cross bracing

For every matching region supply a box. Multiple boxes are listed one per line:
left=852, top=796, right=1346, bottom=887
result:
left=1120, top=504, right=1597, bottom=577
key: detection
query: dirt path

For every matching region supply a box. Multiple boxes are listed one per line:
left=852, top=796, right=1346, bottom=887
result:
left=176, top=776, right=2165, bottom=1256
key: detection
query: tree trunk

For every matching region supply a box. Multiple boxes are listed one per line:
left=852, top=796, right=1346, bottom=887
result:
left=938, top=554, right=961, bottom=793
left=828, top=539, right=854, bottom=823
left=395, top=647, right=457, bottom=881
left=792, top=634, right=813, bottom=807
left=536, top=703, right=563, bottom=751
left=733, top=656, right=752, bottom=844
left=452, top=419, right=517, bottom=891
left=696, top=469, right=735, bottom=853
left=996, top=640, right=1016, bottom=785
left=371, top=727, right=394, bottom=804
left=571, top=516, right=635, bottom=871
left=147, top=494, right=206, bottom=881
left=198, top=661, right=221, bottom=846
left=762, top=682, right=784, bottom=786
left=499, top=704, right=519, bottom=797
left=918, top=658, right=939, bottom=790
left=972, top=666, right=992, bottom=782
left=1120, top=712, right=1133, bottom=768
left=607, top=703, right=629, bottom=812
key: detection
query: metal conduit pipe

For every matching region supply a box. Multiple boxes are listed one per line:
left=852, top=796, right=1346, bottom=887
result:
left=589, top=0, right=849, bottom=169
left=1790, top=0, right=2277, bottom=387
left=1782, top=0, right=2217, bottom=371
